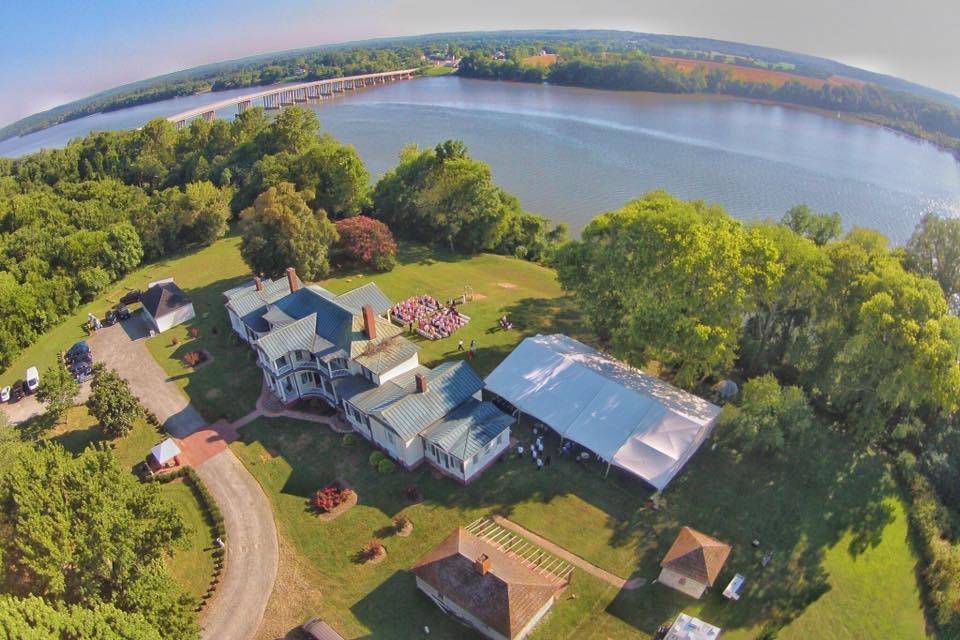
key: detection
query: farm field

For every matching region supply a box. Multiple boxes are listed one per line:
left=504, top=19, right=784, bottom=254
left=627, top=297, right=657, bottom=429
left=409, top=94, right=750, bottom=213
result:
left=230, top=412, right=926, bottom=640
left=654, top=56, right=866, bottom=89
left=522, top=53, right=559, bottom=67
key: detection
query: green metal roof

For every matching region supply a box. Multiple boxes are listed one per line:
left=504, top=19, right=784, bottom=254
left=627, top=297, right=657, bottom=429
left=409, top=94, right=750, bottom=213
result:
left=336, top=282, right=392, bottom=316
left=351, top=361, right=485, bottom=441
left=353, top=336, right=421, bottom=375
left=422, top=399, right=513, bottom=461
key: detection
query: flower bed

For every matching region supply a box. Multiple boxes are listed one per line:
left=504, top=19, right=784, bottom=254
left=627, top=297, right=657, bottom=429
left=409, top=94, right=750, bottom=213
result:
left=310, top=482, right=357, bottom=521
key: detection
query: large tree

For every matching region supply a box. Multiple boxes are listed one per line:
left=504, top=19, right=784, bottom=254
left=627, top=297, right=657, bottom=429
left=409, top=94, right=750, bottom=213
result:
left=718, top=374, right=814, bottom=456
left=87, top=366, right=143, bottom=438
left=0, top=445, right=195, bottom=638
left=0, top=595, right=164, bottom=640
left=239, top=182, right=338, bottom=280
left=555, top=191, right=781, bottom=387
left=905, top=212, right=960, bottom=307
left=35, top=361, right=80, bottom=434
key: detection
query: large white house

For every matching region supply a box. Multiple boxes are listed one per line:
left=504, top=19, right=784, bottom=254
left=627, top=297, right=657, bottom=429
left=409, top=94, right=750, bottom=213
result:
left=223, top=268, right=512, bottom=482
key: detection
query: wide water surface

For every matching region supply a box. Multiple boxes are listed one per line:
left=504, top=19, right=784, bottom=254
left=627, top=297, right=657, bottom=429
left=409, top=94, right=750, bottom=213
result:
left=3, top=76, right=958, bottom=241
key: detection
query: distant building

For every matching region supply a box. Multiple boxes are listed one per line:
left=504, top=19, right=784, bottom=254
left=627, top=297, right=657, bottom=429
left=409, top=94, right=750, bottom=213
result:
left=223, top=268, right=512, bottom=482
left=141, top=279, right=195, bottom=333
left=658, top=527, right=732, bottom=599
left=412, top=528, right=562, bottom=640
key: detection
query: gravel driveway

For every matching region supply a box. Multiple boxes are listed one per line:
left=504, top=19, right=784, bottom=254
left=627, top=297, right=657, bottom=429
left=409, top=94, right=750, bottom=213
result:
left=89, top=314, right=279, bottom=640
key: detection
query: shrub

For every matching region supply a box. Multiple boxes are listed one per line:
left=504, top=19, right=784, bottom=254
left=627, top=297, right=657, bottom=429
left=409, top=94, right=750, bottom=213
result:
left=718, top=374, right=814, bottom=457
left=405, top=485, right=421, bottom=502
left=189, top=327, right=200, bottom=338
left=335, top=216, right=398, bottom=272
left=310, top=483, right=353, bottom=513
left=359, top=540, right=385, bottom=561
left=377, top=459, right=396, bottom=475
left=369, top=450, right=386, bottom=467
left=394, top=514, right=412, bottom=534
left=183, top=350, right=206, bottom=367
left=341, top=433, right=358, bottom=447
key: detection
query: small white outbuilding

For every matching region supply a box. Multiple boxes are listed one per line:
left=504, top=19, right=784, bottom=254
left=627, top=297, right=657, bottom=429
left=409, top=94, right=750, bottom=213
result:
left=141, top=279, right=195, bottom=333
left=150, top=438, right=181, bottom=467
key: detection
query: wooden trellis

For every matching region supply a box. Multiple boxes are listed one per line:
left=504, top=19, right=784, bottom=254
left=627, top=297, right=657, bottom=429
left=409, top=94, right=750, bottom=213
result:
left=465, top=517, right=574, bottom=586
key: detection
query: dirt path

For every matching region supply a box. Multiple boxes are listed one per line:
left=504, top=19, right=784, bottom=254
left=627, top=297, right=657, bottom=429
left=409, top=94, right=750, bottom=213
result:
left=88, top=316, right=279, bottom=640
left=491, top=515, right=646, bottom=590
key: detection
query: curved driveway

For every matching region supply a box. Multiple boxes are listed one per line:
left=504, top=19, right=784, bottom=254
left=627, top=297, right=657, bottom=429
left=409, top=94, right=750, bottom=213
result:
left=89, top=318, right=278, bottom=640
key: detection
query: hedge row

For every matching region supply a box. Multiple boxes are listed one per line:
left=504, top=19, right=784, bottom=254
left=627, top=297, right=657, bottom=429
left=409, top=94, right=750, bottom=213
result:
left=147, top=466, right=226, bottom=541
left=896, top=452, right=960, bottom=637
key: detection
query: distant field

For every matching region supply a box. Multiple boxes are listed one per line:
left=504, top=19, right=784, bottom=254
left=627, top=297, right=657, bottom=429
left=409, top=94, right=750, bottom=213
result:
left=522, top=53, right=559, bottom=68
left=654, top=56, right=865, bottom=90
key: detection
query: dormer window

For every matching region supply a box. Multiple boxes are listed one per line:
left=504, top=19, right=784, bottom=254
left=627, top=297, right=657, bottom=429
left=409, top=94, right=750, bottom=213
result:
left=294, top=350, right=306, bottom=361
left=276, top=355, right=289, bottom=369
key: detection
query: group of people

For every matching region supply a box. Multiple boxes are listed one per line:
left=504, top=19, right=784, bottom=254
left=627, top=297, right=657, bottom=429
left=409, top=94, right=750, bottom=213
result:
left=517, top=426, right=554, bottom=470
left=392, top=295, right=470, bottom=340
left=516, top=424, right=599, bottom=471
left=498, top=315, right=514, bottom=331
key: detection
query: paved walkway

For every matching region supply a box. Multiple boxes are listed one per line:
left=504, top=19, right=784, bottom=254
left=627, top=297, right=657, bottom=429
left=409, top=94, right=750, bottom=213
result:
left=491, top=515, right=646, bottom=590
left=89, top=317, right=279, bottom=640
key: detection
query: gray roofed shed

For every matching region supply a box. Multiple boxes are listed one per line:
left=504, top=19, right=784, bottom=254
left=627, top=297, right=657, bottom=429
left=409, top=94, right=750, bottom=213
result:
left=141, top=281, right=192, bottom=319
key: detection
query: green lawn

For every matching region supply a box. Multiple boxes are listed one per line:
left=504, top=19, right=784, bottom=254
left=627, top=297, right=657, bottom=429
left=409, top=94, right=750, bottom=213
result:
left=319, top=244, right=590, bottom=377
left=159, top=478, right=217, bottom=601
left=49, top=404, right=164, bottom=472
left=230, top=415, right=928, bottom=640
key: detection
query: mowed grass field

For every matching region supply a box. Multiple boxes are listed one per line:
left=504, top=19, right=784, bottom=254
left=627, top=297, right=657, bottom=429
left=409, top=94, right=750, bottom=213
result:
left=654, top=56, right=866, bottom=90
left=232, top=413, right=927, bottom=640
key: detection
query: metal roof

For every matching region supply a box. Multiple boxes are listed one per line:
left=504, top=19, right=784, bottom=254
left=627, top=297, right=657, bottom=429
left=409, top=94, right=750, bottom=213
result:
left=422, top=399, right=513, bottom=461
left=256, top=314, right=319, bottom=361
left=353, top=335, right=420, bottom=375
left=335, top=282, right=392, bottom=315
left=352, top=361, right=484, bottom=441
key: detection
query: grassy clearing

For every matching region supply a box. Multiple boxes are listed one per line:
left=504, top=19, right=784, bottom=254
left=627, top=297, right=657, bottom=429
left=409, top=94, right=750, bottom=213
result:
left=522, top=53, right=559, bottom=68
left=320, top=244, right=590, bottom=377
left=48, top=404, right=163, bottom=471
left=231, top=414, right=926, bottom=640
left=420, top=66, right=457, bottom=76
left=159, top=478, right=217, bottom=601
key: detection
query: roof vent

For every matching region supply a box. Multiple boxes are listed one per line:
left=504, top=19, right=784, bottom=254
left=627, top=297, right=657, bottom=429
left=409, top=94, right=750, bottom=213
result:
left=362, top=304, right=377, bottom=340
left=415, top=373, right=428, bottom=393
left=475, top=554, right=490, bottom=576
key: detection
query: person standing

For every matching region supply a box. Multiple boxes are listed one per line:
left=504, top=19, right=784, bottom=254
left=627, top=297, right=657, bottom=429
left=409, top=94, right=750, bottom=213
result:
left=470, top=338, right=476, bottom=351
left=457, top=339, right=464, bottom=351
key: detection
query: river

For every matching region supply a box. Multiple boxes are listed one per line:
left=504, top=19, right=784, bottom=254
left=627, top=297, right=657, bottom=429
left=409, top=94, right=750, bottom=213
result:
left=2, top=76, right=958, bottom=241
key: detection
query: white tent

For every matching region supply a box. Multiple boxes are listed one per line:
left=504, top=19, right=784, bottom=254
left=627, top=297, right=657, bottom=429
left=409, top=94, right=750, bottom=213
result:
left=150, top=438, right=181, bottom=465
left=484, top=335, right=720, bottom=490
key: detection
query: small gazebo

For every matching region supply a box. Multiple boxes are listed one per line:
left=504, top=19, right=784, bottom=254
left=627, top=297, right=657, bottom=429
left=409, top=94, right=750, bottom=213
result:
left=658, top=526, right=732, bottom=599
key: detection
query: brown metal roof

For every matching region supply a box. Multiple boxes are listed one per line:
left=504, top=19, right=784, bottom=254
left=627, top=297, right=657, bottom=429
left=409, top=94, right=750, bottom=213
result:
left=412, top=528, right=560, bottom=639
left=661, top=526, right=732, bottom=586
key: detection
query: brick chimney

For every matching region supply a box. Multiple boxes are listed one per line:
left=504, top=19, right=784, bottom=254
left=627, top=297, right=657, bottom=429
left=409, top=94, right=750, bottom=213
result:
left=362, top=304, right=377, bottom=340
left=415, top=373, right=428, bottom=393
left=475, top=554, right=490, bottom=576
left=254, top=276, right=262, bottom=291
left=286, top=267, right=300, bottom=292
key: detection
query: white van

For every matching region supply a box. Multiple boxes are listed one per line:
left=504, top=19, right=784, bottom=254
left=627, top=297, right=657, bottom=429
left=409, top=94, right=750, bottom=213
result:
left=25, top=367, right=39, bottom=393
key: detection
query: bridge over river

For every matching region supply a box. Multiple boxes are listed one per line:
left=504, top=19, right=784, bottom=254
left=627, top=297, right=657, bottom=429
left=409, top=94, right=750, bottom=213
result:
left=166, top=68, right=418, bottom=128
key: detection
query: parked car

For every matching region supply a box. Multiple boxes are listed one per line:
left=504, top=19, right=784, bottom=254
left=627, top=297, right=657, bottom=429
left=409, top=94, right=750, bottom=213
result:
left=66, top=341, right=91, bottom=363
left=74, top=367, right=93, bottom=383
left=115, top=303, right=131, bottom=321
left=103, top=310, right=118, bottom=327
left=69, top=359, right=92, bottom=375
left=10, top=381, right=24, bottom=403
left=25, top=367, right=39, bottom=394
left=119, top=289, right=141, bottom=305
left=0, top=386, right=9, bottom=403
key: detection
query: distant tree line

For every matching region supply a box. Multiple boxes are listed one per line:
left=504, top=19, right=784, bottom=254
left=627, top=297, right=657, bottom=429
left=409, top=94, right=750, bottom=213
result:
left=0, top=107, right=563, bottom=370
left=458, top=50, right=960, bottom=155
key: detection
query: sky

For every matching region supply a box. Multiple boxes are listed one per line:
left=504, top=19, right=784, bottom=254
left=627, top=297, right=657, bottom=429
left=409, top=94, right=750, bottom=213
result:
left=1, top=0, right=958, bottom=128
